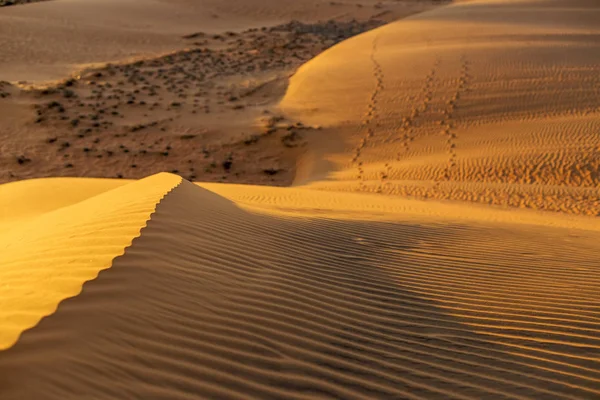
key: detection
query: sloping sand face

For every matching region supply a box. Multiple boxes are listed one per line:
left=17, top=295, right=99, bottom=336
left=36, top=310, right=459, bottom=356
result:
left=0, top=177, right=599, bottom=398
left=281, top=0, right=600, bottom=215
left=0, top=177, right=128, bottom=229
left=1, top=0, right=600, bottom=397
left=0, top=173, right=181, bottom=350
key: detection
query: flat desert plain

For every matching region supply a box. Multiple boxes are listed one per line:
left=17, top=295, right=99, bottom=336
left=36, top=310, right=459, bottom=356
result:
left=0, top=0, right=599, bottom=399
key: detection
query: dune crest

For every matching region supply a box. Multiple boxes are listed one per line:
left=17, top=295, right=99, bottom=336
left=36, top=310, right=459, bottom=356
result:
left=0, top=173, right=181, bottom=349
left=1, top=0, right=600, bottom=398
left=0, top=178, right=599, bottom=398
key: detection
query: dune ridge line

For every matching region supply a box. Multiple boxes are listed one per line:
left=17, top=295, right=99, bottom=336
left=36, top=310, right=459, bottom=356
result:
left=0, top=179, right=598, bottom=398
left=0, top=173, right=182, bottom=350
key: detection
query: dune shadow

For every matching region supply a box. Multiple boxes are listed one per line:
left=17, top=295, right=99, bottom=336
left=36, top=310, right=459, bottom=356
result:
left=0, top=181, right=598, bottom=399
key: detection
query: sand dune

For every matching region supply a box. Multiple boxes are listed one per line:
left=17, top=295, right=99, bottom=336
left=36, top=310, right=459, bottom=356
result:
left=1, top=0, right=600, bottom=398
left=281, top=0, right=600, bottom=215
left=0, top=174, right=180, bottom=350
left=0, top=177, right=127, bottom=229
left=0, top=2, right=438, bottom=187
left=1, top=175, right=600, bottom=398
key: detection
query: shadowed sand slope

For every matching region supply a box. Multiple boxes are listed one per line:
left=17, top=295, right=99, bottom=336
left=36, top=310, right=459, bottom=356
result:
left=0, top=177, right=599, bottom=398
left=1, top=0, right=600, bottom=397
left=0, top=173, right=181, bottom=350
left=281, top=0, right=600, bottom=215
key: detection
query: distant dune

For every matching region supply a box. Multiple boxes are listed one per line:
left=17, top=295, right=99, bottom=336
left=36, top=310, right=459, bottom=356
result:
left=281, top=0, right=600, bottom=215
left=0, top=0, right=599, bottom=398
left=0, top=0, right=440, bottom=188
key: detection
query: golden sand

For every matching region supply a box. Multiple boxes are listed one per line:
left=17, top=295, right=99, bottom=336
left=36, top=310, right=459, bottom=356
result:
left=0, top=0, right=599, bottom=398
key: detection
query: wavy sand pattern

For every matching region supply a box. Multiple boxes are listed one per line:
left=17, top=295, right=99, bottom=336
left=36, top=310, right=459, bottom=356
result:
left=0, top=174, right=181, bottom=349
left=282, top=0, right=600, bottom=215
left=0, top=0, right=599, bottom=398
left=1, top=178, right=600, bottom=399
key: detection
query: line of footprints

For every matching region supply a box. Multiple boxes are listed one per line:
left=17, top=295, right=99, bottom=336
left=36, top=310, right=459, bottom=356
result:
left=379, top=59, right=442, bottom=189
left=354, top=36, right=384, bottom=187
left=441, top=56, right=470, bottom=181
left=353, top=54, right=471, bottom=190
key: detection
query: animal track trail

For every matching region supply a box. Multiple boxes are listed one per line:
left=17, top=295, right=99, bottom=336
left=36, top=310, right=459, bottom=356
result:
left=352, top=34, right=384, bottom=189
left=392, top=59, right=441, bottom=162
left=441, top=56, right=470, bottom=181
left=377, top=60, right=442, bottom=193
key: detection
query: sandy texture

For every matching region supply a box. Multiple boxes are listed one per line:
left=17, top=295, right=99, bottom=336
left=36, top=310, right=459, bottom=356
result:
left=0, top=0, right=48, bottom=6
left=281, top=0, right=600, bottom=215
left=0, top=2, right=439, bottom=187
left=1, top=0, right=600, bottom=398
left=0, top=0, right=437, bottom=83
left=0, top=174, right=181, bottom=350
left=1, top=176, right=599, bottom=399
left=0, top=19, right=390, bottom=186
